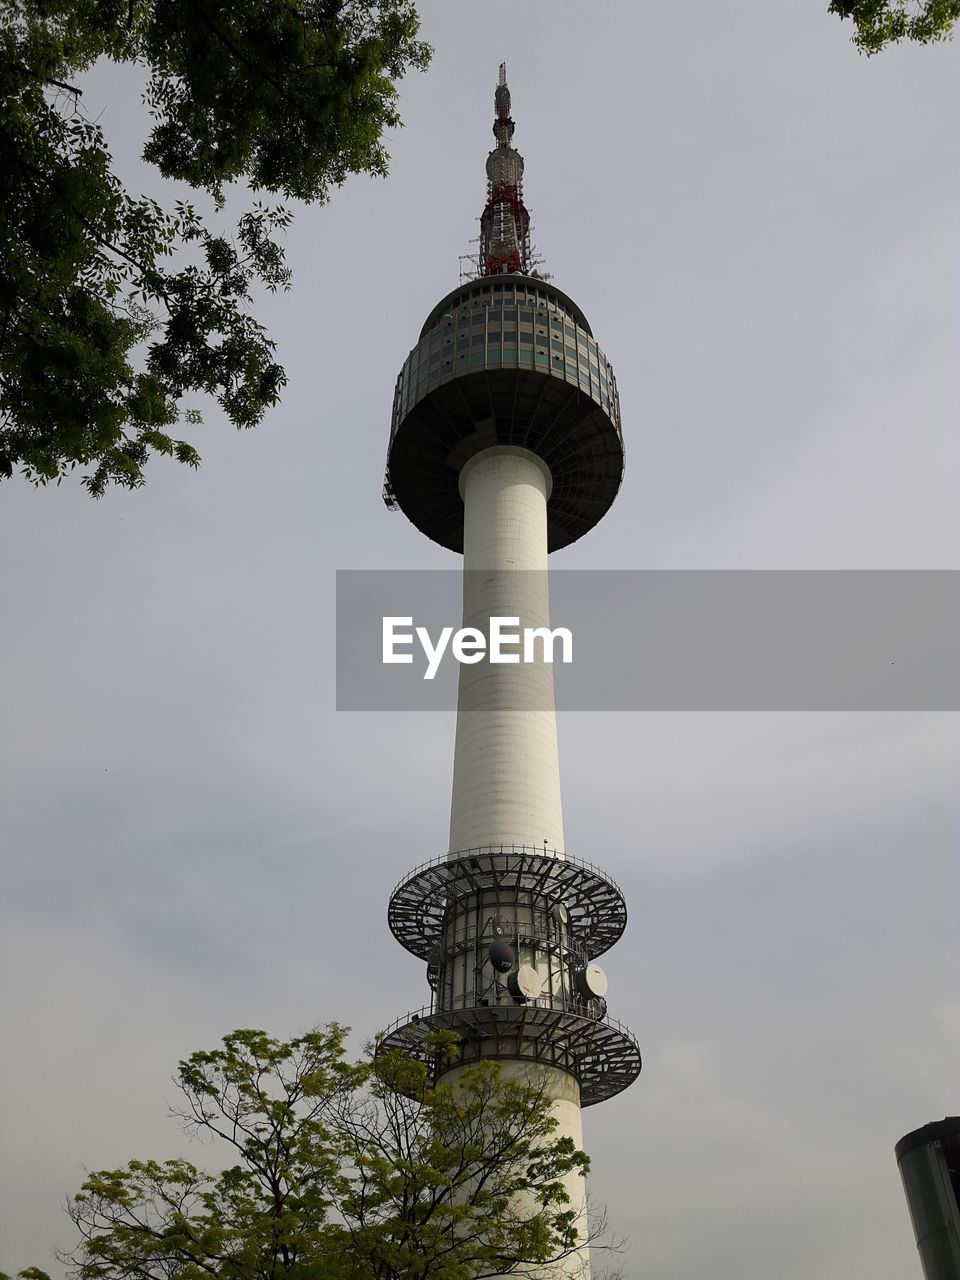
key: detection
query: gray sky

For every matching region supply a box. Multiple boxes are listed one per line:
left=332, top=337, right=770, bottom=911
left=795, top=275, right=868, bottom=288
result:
left=1, top=3, right=958, bottom=1278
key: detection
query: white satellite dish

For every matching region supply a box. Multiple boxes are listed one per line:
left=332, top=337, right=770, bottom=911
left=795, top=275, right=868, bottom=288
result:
left=507, top=965, right=543, bottom=1002
left=575, top=963, right=608, bottom=1000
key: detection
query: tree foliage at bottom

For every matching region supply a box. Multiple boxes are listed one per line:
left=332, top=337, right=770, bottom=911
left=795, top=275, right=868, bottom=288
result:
left=6, top=1026, right=612, bottom=1280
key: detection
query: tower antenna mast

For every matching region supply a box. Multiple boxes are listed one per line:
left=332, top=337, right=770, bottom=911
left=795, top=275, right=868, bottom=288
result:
left=479, top=62, right=531, bottom=276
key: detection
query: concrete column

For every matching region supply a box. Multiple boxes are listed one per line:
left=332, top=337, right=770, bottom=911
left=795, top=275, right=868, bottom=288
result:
left=448, top=446, right=565, bottom=854
left=445, top=445, right=589, bottom=1278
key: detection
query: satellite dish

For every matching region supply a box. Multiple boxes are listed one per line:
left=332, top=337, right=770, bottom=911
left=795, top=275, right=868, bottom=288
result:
left=488, top=939, right=515, bottom=973
left=490, top=914, right=510, bottom=938
left=574, top=963, right=608, bottom=1000
left=507, top=965, right=543, bottom=1002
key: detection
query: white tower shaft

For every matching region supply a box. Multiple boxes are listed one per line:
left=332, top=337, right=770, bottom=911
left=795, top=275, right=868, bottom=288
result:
left=449, top=446, right=565, bottom=854
left=447, top=445, right=589, bottom=1278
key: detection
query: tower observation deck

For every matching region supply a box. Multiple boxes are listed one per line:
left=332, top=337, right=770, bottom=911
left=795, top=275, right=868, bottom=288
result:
left=380, top=65, right=641, bottom=1278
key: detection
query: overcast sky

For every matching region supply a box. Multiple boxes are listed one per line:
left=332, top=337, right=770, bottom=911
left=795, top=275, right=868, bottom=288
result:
left=1, top=3, right=958, bottom=1279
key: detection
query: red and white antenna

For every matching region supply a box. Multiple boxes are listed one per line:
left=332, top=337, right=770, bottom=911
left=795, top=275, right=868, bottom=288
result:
left=479, top=63, right=532, bottom=276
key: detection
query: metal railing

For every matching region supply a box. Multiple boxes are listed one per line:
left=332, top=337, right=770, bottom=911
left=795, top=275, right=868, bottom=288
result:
left=388, top=843, right=624, bottom=903
left=377, top=1001, right=640, bottom=1055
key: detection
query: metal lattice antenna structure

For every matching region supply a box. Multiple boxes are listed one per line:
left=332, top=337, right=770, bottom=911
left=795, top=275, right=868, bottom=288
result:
left=480, top=63, right=531, bottom=276
left=380, top=65, right=639, bottom=1279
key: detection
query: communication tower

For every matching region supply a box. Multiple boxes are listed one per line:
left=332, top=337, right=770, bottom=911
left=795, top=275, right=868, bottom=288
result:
left=380, top=65, right=641, bottom=1276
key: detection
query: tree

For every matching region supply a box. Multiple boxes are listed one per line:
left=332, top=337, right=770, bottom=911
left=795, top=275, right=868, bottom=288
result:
left=0, top=2, right=430, bottom=494
left=50, top=1026, right=614, bottom=1280
left=829, top=0, right=959, bottom=51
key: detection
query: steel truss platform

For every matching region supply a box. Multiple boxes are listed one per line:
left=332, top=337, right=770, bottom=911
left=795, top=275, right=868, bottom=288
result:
left=388, top=845, right=627, bottom=964
left=378, top=1001, right=642, bottom=1107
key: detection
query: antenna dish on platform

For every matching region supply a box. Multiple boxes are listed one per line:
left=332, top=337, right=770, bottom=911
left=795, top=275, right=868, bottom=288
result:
left=488, top=939, right=515, bottom=972
left=489, top=913, right=510, bottom=938
left=575, top=964, right=609, bottom=1000
left=507, top=965, right=543, bottom=1002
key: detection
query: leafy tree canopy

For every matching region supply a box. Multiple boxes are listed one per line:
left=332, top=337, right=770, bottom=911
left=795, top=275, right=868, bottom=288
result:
left=829, top=0, right=959, bottom=51
left=0, top=1, right=430, bottom=494
left=17, top=1026, right=604, bottom=1280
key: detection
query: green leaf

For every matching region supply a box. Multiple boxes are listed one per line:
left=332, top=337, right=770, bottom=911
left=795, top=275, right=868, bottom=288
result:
left=1, top=0, right=431, bottom=495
